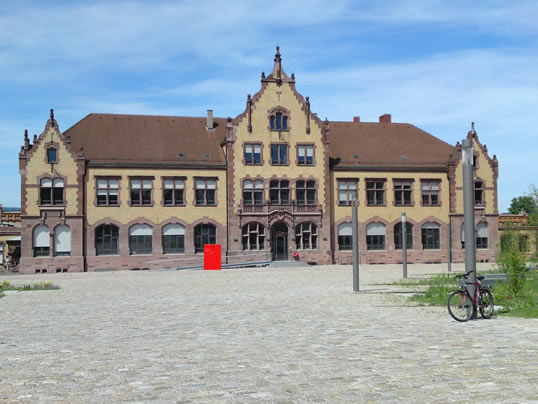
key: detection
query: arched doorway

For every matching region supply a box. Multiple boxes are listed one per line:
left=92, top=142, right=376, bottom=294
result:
left=271, top=222, right=288, bottom=261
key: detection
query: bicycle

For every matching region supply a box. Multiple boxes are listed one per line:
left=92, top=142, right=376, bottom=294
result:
left=447, top=271, right=494, bottom=322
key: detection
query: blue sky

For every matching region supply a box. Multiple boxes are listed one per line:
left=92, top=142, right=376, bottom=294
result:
left=1, top=0, right=537, bottom=211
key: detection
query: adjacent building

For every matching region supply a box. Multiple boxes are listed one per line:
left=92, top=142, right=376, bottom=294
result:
left=18, top=48, right=499, bottom=274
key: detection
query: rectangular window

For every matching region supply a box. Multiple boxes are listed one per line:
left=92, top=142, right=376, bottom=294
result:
left=421, top=181, right=440, bottom=206
left=244, top=144, right=261, bottom=165
left=422, top=228, right=440, bottom=249
left=129, top=235, right=152, bottom=255
left=296, top=180, right=316, bottom=205
left=338, top=235, right=352, bottom=251
left=130, top=179, right=152, bottom=205
left=47, top=148, right=57, bottom=163
left=475, top=181, right=484, bottom=205
left=269, top=180, right=290, bottom=204
left=163, top=178, right=185, bottom=206
left=338, top=180, right=358, bottom=205
left=366, top=235, right=385, bottom=250
left=163, top=234, right=185, bottom=254
left=297, top=145, right=314, bottom=165
left=366, top=180, right=385, bottom=206
left=271, top=144, right=287, bottom=165
left=394, top=180, right=412, bottom=205
left=96, top=178, right=119, bottom=206
left=195, top=179, right=217, bottom=206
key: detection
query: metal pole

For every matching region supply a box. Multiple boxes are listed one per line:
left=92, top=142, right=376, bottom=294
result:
left=447, top=221, right=452, bottom=273
left=402, top=212, right=407, bottom=279
left=352, top=199, right=359, bottom=293
left=462, top=138, right=477, bottom=319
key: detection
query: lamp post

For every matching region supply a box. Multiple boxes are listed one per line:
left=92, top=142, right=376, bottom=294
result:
left=462, top=137, right=477, bottom=319
left=352, top=198, right=360, bottom=293
left=402, top=212, right=407, bottom=279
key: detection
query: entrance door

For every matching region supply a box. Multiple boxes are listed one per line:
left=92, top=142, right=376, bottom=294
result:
left=271, top=222, right=288, bottom=261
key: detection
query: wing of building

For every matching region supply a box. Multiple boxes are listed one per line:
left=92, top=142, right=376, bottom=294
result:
left=17, top=48, right=499, bottom=273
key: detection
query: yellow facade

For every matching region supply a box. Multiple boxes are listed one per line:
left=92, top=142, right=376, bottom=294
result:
left=86, top=168, right=226, bottom=226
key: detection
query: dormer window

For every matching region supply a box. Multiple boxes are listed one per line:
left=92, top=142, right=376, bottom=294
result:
left=270, top=111, right=288, bottom=131
left=47, top=148, right=57, bottom=163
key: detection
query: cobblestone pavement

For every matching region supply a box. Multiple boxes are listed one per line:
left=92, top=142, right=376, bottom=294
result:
left=1, top=264, right=537, bottom=403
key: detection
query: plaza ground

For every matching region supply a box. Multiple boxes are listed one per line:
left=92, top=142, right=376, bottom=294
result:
left=1, top=263, right=537, bottom=403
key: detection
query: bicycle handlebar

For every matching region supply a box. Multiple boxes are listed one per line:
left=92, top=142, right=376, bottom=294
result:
left=454, top=270, right=476, bottom=279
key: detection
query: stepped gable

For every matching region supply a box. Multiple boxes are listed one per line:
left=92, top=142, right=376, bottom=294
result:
left=329, top=120, right=454, bottom=169
left=64, top=113, right=227, bottom=166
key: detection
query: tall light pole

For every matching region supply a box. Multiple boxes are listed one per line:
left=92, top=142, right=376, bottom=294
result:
left=352, top=198, right=360, bottom=293
left=402, top=212, right=407, bottom=279
left=462, top=137, right=477, bottom=319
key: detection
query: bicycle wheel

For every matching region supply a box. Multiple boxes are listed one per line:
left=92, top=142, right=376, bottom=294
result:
left=447, top=290, right=473, bottom=322
left=478, top=289, right=494, bottom=319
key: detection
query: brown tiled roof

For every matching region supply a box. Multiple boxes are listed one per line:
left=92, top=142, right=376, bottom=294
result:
left=64, top=114, right=227, bottom=167
left=329, top=122, right=454, bottom=170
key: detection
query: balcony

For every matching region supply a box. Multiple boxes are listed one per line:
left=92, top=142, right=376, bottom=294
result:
left=239, top=202, right=322, bottom=216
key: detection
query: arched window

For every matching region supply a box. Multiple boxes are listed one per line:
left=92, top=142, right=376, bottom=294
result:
left=366, top=222, right=385, bottom=250
left=394, top=222, right=413, bottom=250
left=243, top=180, right=264, bottom=205
left=242, top=222, right=265, bottom=250
left=194, top=223, right=216, bottom=253
left=40, top=178, right=64, bottom=205
left=129, top=224, right=152, bottom=255
left=338, top=223, right=352, bottom=251
left=96, top=224, right=119, bottom=256
left=422, top=222, right=440, bottom=249
left=33, top=225, right=50, bottom=257
left=270, top=111, right=288, bottom=131
left=269, top=180, right=290, bottom=204
left=296, top=180, right=316, bottom=205
left=476, top=222, right=488, bottom=249
left=162, top=224, right=185, bottom=254
left=296, top=222, right=318, bottom=250
left=54, top=225, right=71, bottom=256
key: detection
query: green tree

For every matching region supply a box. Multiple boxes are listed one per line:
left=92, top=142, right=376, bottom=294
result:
left=508, top=195, right=537, bottom=215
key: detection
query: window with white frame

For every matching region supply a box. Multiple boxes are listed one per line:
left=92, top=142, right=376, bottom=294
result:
left=421, top=181, right=440, bottom=206
left=243, top=180, right=264, bottom=205
left=130, top=179, right=152, bottom=205
left=97, top=178, right=119, bottom=206
left=40, top=178, right=64, bottom=205
left=338, top=180, right=358, bottom=205
left=54, top=225, right=71, bottom=256
left=244, top=143, right=261, bottom=165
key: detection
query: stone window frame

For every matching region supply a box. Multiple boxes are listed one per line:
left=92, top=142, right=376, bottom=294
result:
left=337, top=222, right=353, bottom=251
left=337, top=178, right=359, bottom=206
left=392, top=178, right=415, bottom=207
left=128, top=223, right=153, bottom=256
left=243, top=142, right=263, bottom=166
left=476, top=221, right=488, bottom=250
left=94, top=176, right=121, bottom=207
left=38, top=175, right=66, bottom=207
left=366, top=221, right=386, bottom=250
left=270, top=143, right=290, bottom=166
left=43, top=141, right=61, bottom=165
left=33, top=224, right=51, bottom=257
left=296, top=143, right=316, bottom=166
left=161, top=176, right=187, bottom=207
left=128, top=176, right=154, bottom=207
left=474, top=179, right=485, bottom=206
left=295, top=178, right=317, bottom=205
left=241, top=221, right=266, bottom=251
left=420, top=179, right=442, bottom=207
left=193, top=177, right=219, bottom=207
left=95, top=223, right=120, bottom=256
left=394, top=222, right=414, bottom=250
left=53, top=223, right=71, bottom=257
left=194, top=223, right=217, bottom=253
left=242, top=178, right=265, bottom=206
left=295, top=221, right=318, bottom=250
left=267, top=106, right=291, bottom=132
left=365, top=179, right=387, bottom=206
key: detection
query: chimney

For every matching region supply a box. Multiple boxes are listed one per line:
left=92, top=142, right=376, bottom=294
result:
left=379, top=114, right=391, bottom=123
left=353, top=116, right=360, bottom=123
left=206, top=109, right=214, bottom=130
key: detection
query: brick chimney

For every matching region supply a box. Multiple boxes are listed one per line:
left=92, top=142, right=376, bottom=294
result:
left=353, top=116, right=360, bottom=123
left=379, top=114, right=391, bottom=123
left=206, top=109, right=214, bottom=130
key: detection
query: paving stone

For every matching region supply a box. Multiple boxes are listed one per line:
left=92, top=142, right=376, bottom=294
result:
left=0, top=263, right=536, bottom=403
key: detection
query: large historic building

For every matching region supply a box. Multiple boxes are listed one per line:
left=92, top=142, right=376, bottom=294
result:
left=18, top=48, right=499, bottom=273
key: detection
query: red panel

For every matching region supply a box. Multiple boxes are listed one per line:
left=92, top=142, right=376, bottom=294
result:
left=204, top=244, right=221, bottom=270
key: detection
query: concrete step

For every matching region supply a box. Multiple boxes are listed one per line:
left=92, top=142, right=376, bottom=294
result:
left=269, top=260, right=311, bottom=268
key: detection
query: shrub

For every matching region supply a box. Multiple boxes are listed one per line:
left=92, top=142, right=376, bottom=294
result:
left=497, top=226, right=528, bottom=296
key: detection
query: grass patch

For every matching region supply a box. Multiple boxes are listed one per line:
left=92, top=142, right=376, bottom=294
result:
left=0, top=280, right=60, bottom=295
left=397, top=271, right=538, bottom=318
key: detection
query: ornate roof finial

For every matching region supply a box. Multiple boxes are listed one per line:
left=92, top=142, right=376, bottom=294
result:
left=33, top=134, right=38, bottom=143
left=50, top=108, right=54, bottom=120
left=24, top=129, right=28, bottom=140
left=23, top=129, right=30, bottom=150
left=324, top=117, right=329, bottom=126
left=261, top=71, right=265, bottom=80
left=273, top=46, right=282, bottom=81
left=291, top=73, right=295, bottom=80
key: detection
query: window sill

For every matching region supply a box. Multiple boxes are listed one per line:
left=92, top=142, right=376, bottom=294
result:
left=195, top=204, right=218, bottom=207
left=366, top=204, right=387, bottom=207
left=163, top=252, right=185, bottom=255
left=97, top=204, right=120, bottom=207
left=96, top=254, right=120, bottom=257
left=163, top=203, right=186, bottom=207
left=129, top=203, right=154, bottom=207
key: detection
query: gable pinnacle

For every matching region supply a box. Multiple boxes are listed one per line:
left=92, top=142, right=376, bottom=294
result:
left=273, top=46, right=282, bottom=81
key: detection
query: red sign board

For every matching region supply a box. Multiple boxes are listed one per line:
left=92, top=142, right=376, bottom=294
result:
left=204, top=244, right=221, bottom=270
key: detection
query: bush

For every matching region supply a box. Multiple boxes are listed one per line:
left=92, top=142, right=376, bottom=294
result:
left=497, top=226, right=528, bottom=296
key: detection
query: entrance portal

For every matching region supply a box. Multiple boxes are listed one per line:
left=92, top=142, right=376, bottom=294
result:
left=271, top=222, right=288, bottom=261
